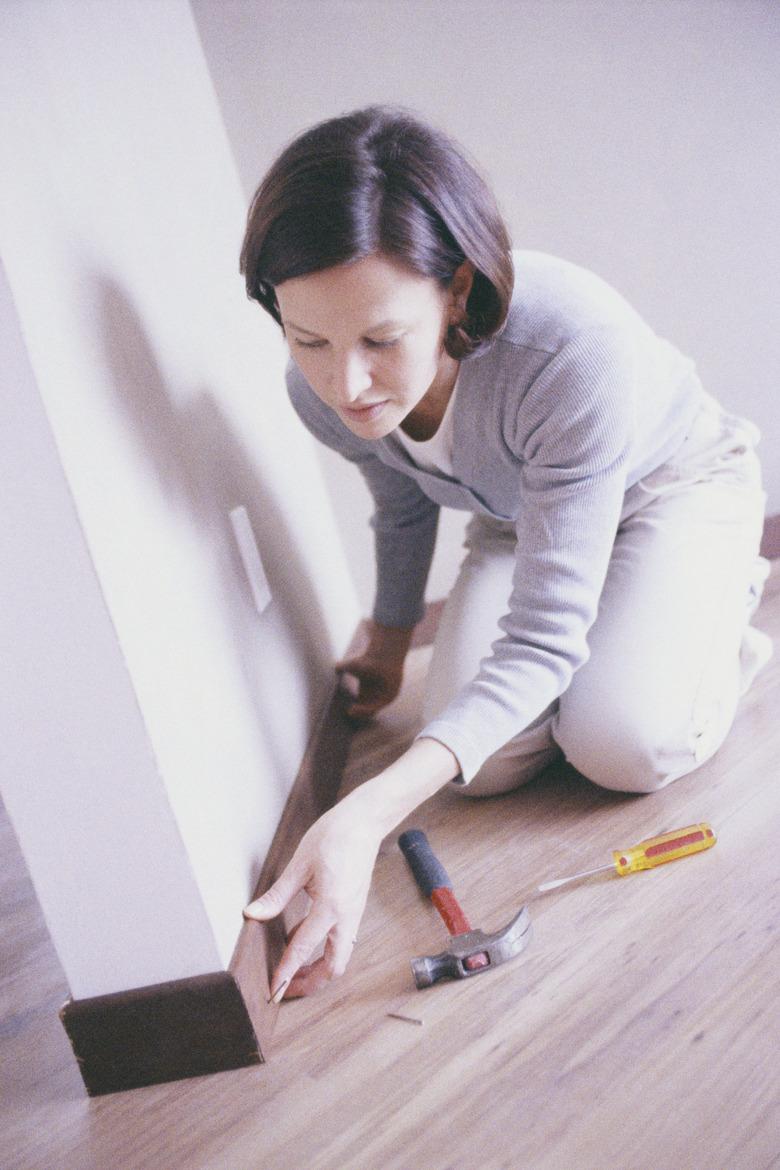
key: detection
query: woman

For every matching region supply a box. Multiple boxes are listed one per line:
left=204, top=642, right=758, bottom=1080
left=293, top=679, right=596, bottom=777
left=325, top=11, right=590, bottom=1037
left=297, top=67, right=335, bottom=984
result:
left=241, top=105, right=771, bottom=1002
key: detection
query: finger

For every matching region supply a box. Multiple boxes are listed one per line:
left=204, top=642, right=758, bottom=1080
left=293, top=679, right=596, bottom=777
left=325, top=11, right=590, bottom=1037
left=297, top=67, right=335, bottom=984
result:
left=335, top=653, right=372, bottom=671
left=283, top=962, right=321, bottom=998
left=325, top=922, right=359, bottom=979
left=345, top=700, right=381, bottom=720
left=337, top=674, right=385, bottom=718
left=334, top=657, right=366, bottom=679
left=285, top=958, right=333, bottom=998
left=286, top=925, right=358, bottom=998
left=336, top=670, right=360, bottom=700
left=269, top=905, right=334, bottom=1001
left=243, top=861, right=307, bottom=921
left=335, top=660, right=382, bottom=686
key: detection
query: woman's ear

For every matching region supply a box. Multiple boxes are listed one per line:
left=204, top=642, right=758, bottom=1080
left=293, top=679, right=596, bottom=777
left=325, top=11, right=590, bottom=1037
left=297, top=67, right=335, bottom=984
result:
left=449, top=260, right=475, bottom=315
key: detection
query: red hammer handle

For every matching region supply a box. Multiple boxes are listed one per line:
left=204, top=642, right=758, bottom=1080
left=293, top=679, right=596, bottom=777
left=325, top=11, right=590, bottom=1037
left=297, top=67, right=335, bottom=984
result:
left=399, top=829, right=473, bottom=935
left=431, top=887, right=472, bottom=936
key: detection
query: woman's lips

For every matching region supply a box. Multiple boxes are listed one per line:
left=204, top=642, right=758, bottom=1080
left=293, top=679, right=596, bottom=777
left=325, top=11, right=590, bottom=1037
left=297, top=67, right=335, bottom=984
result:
left=343, top=400, right=389, bottom=421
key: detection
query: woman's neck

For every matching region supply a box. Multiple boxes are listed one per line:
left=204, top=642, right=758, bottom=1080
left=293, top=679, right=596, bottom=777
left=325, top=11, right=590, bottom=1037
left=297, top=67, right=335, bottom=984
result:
left=401, top=355, right=460, bottom=441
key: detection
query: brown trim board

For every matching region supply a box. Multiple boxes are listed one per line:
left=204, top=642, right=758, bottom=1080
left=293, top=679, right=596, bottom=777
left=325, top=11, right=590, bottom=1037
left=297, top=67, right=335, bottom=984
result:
left=59, top=972, right=260, bottom=1096
left=228, top=670, right=360, bottom=1058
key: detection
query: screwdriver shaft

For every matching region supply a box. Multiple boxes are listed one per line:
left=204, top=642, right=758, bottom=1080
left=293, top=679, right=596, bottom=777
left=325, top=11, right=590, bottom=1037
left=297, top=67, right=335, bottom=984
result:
left=537, top=864, right=613, bottom=892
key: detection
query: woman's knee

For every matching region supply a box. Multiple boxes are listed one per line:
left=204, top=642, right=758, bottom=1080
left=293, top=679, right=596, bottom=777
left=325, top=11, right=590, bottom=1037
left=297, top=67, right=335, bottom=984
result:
left=554, top=700, right=694, bottom=795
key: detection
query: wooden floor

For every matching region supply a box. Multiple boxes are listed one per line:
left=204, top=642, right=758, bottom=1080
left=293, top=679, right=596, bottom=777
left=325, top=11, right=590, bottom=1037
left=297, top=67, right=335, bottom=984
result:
left=2, top=563, right=779, bottom=1170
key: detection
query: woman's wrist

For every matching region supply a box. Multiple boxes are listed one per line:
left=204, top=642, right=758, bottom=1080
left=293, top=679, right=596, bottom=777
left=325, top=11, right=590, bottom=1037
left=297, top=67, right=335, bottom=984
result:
left=345, top=736, right=461, bottom=840
left=364, top=619, right=415, bottom=665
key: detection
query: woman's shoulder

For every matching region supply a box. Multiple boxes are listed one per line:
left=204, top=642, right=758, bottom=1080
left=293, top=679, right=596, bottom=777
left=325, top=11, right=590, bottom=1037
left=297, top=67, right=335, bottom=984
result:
left=494, top=250, right=645, bottom=355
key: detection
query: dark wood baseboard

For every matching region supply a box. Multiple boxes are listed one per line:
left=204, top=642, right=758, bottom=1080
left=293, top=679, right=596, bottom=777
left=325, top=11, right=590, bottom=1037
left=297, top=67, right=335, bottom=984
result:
left=229, top=672, right=359, bottom=1055
left=59, top=972, right=260, bottom=1096
left=761, top=513, right=780, bottom=561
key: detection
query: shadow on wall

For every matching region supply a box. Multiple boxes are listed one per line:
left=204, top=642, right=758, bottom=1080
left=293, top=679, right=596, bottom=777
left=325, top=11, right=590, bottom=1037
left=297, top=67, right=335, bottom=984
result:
left=95, top=274, right=334, bottom=796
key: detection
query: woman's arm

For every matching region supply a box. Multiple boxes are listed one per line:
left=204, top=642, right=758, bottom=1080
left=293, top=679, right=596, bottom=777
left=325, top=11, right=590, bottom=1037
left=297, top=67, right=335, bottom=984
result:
left=243, top=736, right=460, bottom=1000
left=419, top=326, right=635, bottom=782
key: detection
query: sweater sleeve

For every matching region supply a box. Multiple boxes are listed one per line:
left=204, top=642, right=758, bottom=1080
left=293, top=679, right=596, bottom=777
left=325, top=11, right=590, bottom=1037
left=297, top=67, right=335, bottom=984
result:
left=419, top=327, right=635, bottom=781
left=285, top=361, right=440, bottom=628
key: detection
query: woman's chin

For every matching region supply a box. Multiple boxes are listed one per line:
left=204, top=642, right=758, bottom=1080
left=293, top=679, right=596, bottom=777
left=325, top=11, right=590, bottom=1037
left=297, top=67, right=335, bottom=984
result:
left=340, top=400, right=402, bottom=436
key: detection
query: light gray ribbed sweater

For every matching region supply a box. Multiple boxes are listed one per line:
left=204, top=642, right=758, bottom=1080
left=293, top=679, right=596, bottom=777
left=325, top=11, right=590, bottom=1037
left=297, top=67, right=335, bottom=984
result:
left=286, top=251, right=705, bottom=781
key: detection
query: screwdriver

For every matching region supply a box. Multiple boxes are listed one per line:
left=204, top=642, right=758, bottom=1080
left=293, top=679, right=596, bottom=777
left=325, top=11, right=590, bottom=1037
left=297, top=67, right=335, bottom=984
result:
left=538, top=823, right=717, bottom=892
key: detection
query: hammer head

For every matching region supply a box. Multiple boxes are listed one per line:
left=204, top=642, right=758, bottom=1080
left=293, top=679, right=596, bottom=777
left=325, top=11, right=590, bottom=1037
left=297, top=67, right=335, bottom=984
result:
left=410, top=905, right=532, bottom=989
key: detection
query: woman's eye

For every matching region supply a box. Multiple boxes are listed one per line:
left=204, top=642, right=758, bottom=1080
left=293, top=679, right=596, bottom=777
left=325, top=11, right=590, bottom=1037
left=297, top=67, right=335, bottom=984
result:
left=293, top=336, right=400, bottom=351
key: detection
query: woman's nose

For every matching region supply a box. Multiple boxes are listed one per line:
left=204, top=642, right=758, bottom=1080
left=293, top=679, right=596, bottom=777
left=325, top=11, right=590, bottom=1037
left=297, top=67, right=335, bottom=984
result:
left=330, top=350, right=372, bottom=404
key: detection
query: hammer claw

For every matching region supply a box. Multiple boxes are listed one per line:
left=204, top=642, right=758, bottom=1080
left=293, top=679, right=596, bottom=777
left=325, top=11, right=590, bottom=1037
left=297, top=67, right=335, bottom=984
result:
left=410, top=906, right=533, bottom=989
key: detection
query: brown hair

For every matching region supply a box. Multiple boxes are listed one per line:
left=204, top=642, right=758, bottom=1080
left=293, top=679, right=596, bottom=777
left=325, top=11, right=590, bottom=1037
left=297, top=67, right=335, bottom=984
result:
left=239, top=105, right=514, bottom=359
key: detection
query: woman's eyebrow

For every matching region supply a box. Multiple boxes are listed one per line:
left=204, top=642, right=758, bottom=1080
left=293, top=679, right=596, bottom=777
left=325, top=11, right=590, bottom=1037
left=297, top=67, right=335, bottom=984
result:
left=285, top=321, right=322, bottom=336
left=286, top=318, right=407, bottom=336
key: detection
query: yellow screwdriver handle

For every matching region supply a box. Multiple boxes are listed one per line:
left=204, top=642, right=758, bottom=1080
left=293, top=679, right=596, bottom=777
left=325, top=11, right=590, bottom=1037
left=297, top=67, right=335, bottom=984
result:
left=612, top=823, right=716, bottom=875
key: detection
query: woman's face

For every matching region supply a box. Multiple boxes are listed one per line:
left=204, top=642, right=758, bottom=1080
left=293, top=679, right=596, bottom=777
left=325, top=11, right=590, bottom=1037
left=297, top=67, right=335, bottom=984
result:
left=275, top=253, right=472, bottom=439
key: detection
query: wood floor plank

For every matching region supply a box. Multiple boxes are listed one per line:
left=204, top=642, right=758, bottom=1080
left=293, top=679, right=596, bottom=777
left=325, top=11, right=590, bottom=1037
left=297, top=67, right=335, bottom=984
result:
left=2, top=562, right=778, bottom=1170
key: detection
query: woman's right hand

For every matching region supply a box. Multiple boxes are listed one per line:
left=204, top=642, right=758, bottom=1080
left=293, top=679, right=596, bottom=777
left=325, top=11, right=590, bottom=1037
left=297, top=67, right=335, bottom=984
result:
left=243, top=795, right=382, bottom=1000
left=335, top=621, right=415, bottom=720
left=243, top=738, right=462, bottom=1001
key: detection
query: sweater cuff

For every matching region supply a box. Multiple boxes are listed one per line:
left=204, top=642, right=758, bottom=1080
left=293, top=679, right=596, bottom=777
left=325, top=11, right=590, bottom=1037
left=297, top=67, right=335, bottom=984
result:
left=372, top=595, right=427, bottom=629
left=415, top=719, right=486, bottom=785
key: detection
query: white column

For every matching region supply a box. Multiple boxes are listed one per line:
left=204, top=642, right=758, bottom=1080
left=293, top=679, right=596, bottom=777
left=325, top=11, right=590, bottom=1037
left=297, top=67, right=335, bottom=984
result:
left=0, top=0, right=359, bottom=999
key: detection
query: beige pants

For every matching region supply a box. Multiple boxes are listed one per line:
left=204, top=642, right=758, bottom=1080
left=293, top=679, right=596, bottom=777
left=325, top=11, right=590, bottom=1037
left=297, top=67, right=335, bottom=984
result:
left=423, top=395, right=772, bottom=796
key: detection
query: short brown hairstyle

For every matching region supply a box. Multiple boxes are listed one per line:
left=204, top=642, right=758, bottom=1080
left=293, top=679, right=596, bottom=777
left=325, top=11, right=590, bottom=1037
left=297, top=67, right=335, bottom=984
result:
left=240, top=105, right=514, bottom=359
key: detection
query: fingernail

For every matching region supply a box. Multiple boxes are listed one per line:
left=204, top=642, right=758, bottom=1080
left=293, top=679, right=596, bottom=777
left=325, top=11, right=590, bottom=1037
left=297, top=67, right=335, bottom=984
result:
left=267, top=978, right=289, bottom=1005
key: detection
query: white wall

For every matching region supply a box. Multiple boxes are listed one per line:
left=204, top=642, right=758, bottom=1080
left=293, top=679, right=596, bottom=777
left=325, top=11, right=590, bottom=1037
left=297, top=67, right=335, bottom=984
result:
left=1, top=261, right=223, bottom=996
left=0, top=0, right=359, bottom=997
left=193, top=0, right=780, bottom=612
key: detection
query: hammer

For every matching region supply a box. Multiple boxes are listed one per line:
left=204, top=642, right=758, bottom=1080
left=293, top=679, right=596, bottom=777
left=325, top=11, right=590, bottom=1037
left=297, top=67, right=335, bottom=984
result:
left=398, top=829, right=532, bottom=989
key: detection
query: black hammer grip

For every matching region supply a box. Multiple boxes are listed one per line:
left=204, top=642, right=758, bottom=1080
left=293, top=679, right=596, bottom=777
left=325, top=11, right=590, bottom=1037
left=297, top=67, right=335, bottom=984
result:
left=398, top=829, right=453, bottom=897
